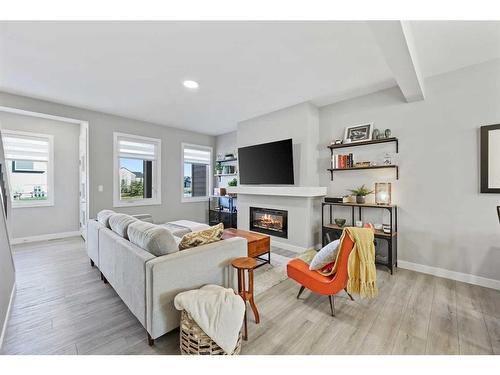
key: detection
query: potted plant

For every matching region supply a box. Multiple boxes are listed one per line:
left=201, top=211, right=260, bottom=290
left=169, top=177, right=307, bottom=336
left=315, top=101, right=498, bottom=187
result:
left=228, top=178, right=238, bottom=187
left=348, top=184, right=373, bottom=204
left=215, top=162, right=223, bottom=175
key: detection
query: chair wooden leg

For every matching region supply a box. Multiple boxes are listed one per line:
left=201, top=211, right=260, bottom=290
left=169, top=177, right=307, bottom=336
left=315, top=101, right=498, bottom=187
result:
left=328, top=295, right=335, bottom=317
left=344, top=288, right=354, bottom=301
left=296, top=286, right=306, bottom=299
left=147, top=333, right=154, bottom=346
left=90, top=259, right=95, bottom=268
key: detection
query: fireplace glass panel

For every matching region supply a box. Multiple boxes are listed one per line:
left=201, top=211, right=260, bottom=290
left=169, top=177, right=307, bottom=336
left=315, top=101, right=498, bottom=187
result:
left=249, top=207, right=288, bottom=239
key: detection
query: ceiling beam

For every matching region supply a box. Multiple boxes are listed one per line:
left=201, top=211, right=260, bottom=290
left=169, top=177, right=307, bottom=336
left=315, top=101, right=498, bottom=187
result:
left=368, top=21, right=425, bottom=102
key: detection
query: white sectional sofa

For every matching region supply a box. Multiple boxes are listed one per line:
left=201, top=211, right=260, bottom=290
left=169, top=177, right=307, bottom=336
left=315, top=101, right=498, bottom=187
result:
left=86, top=215, right=247, bottom=344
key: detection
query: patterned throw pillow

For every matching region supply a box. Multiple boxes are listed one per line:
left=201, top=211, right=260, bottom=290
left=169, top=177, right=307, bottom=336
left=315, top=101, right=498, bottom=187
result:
left=178, top=223, right=224, bottom=250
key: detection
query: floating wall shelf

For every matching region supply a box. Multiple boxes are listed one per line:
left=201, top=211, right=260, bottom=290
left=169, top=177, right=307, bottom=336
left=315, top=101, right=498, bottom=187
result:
left=327, top=137, right=399, bottom=181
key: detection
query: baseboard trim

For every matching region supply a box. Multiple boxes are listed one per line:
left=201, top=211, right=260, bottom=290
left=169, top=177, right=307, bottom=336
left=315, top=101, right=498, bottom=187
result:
left=398, top=260, right=500, bottom=291
left=11, top=231, right=82, bottom=245
left=0, top=283, right=15, bottom=351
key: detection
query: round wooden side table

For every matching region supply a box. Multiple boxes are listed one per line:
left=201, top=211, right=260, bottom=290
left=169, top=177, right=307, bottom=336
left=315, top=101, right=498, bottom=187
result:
left=231, top=256, right=260, bottom=341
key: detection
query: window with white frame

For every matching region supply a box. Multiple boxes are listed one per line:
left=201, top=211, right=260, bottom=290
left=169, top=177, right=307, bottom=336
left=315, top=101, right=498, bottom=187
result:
left=1, top=130, right=54, bottom=208
left=182, top=143, right=212, bottom=202
left=113, top=132, right=161, bottom=207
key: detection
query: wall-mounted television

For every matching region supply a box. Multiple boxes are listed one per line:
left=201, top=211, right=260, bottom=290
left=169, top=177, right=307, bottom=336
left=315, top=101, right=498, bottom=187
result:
left=238, top=138, right=294, bottom=185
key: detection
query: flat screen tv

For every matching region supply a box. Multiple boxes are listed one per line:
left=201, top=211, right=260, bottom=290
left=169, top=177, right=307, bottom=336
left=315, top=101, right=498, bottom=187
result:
left=238, top=139, right=294, bottom=185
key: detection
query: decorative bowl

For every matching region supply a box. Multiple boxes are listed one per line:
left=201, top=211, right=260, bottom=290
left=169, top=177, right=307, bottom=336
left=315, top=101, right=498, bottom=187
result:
left=334, top=218, right=346, bottom=227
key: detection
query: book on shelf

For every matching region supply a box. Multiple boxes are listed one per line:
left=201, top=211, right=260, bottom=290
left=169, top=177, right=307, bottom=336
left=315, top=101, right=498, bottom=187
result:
left=332, top=153, right=354, bottom=169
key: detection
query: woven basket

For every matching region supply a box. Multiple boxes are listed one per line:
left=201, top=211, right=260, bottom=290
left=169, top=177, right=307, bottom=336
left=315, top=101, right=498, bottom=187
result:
left=179, top=310, right=242, bottom=355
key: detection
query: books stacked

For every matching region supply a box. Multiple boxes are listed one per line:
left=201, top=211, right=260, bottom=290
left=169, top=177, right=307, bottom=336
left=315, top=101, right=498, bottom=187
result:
left=332, top=153, right=353, bottom=169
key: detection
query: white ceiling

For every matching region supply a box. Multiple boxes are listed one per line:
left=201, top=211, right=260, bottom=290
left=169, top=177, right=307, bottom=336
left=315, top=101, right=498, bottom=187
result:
left=1, top=21, right=499, bottom=135
left=410, top=21, right=500, bottom=78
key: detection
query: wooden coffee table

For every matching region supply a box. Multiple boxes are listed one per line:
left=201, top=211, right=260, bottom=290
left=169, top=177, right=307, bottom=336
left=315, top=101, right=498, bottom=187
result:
left=222, top=228, right=271, bottom=268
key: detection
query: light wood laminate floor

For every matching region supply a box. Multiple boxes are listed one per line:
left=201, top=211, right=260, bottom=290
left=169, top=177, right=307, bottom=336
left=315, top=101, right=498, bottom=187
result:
left=1, top=237, right=499, bottom=355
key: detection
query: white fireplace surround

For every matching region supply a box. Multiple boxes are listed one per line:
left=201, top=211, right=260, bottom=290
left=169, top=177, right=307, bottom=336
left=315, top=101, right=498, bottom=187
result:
left=228, top=186, right=327, bottom=252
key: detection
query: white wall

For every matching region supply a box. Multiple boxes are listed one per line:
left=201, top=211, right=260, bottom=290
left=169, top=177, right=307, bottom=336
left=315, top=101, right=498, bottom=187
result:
left=319, top=59, right=500, bottom=283
left=0, top=92, right=216, bottom=224
left=237, top=102, right=320, bottom=186
left=0, top=111, right=80, bottom=239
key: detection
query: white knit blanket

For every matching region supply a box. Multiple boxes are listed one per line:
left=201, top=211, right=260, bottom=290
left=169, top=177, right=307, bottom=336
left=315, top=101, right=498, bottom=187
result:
left=174, top=285, right=245, bottom=354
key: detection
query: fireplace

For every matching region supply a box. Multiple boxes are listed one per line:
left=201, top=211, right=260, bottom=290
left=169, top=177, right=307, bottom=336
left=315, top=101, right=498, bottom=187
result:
left=249, top=207, right=288, bottom=238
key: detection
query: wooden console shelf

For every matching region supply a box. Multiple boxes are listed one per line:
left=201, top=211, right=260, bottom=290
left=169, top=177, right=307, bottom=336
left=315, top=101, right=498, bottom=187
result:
left=322, top=201, right=398, bottom=274
left=323, top=223, right=397, bottom=238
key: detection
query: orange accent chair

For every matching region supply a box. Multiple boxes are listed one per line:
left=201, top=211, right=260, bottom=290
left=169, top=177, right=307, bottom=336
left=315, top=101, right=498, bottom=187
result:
left=286, top=232, right=355, bottom=316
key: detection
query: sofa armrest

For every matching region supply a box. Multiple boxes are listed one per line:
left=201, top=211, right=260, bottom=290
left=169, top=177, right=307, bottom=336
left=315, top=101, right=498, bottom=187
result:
left=86, top=219, right=103, bottom=266
left=145, top=237, right=247, bottom=338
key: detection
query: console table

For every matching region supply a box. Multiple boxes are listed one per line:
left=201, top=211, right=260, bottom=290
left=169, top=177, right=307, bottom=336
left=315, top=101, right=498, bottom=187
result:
left=321, top=202, right=398, bottom=274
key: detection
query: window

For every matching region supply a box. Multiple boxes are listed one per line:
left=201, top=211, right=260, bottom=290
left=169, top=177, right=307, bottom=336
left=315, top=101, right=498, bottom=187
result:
left=113, top=132, right=161, bottom=207
left=182, top=143, right=212, bottom=202
left=1, top=130, right=54, bottom=208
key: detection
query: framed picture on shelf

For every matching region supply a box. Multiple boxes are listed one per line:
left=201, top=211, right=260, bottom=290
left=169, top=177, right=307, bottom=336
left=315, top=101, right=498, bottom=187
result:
left=344, top=122, right=373, bottom=143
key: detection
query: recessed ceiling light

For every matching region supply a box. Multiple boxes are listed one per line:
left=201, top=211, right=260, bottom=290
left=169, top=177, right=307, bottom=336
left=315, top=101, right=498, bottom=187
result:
left=183, top=80, right=199, bottom=89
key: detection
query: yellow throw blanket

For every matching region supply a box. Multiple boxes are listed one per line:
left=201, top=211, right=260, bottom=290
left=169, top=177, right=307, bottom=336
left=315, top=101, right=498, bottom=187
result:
left=294, top=227, right=377, bottom=298
left=344, top=227, right=378, bottom=298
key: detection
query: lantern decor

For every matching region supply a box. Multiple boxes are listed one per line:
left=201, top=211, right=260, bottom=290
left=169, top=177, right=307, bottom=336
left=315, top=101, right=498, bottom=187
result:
left=375, top=183, right=392, bottom=205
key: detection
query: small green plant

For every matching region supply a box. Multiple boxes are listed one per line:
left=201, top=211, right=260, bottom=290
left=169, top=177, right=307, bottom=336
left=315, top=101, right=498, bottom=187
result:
left=348, top=184, right=373, bottom=197
left=215, top=162, right=223, bottom=173
left=228, top=178, right=238, bottom=187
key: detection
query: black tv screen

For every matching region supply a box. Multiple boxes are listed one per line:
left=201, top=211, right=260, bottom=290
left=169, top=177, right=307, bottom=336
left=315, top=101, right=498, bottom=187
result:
left=238, top=139, right=294, bottom=184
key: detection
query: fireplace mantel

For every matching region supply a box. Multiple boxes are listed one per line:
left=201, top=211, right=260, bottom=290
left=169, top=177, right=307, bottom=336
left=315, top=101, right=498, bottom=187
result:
left=226, top=186, right=326, bottom=198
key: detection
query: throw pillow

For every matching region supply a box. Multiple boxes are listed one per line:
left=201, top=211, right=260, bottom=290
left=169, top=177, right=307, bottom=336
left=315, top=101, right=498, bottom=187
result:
left=108, top=213, right=138, bottom=239
left=309, top=239, right=340, bottom=271
left=127, top=221, right=179, bottom=256
left=97, top=209, right=115, bottom=228
left=178, top=223, right=224, bottom=250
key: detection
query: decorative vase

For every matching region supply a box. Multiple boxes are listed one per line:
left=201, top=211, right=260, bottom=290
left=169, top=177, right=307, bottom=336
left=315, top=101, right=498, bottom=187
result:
left=373, top=129, right=380, bottom=140
left=384, top=129, right=391, bottom=138
left=356, top=195, right=365, bottom=204
left=334, top=218, right=346, bottom=227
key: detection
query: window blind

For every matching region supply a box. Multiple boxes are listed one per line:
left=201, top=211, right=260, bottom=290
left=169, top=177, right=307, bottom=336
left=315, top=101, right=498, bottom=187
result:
left=183, top=146, right=211, bottom=165
left=2, top=133, right=50, bottom=162
left=117, top=136, right=157, bottom=161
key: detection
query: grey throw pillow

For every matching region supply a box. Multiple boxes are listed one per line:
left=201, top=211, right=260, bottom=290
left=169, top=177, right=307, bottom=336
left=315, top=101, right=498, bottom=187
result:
left=97, top=209, right=115, bottom=228
left=109, top=213, right=138, bottom=239
left=127, top=221, right=178, bottom=256
left=309, top=239, right=340, bottom=271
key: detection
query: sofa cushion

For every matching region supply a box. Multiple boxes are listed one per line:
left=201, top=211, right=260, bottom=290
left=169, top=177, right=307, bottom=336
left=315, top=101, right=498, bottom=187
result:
left=109, top=213, right=138, bottom=239
left=97, top=209, right=115, bottom=228
left=127, top=221, right=178, bottom=256
left=178, top=223, right=224, bottom=250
